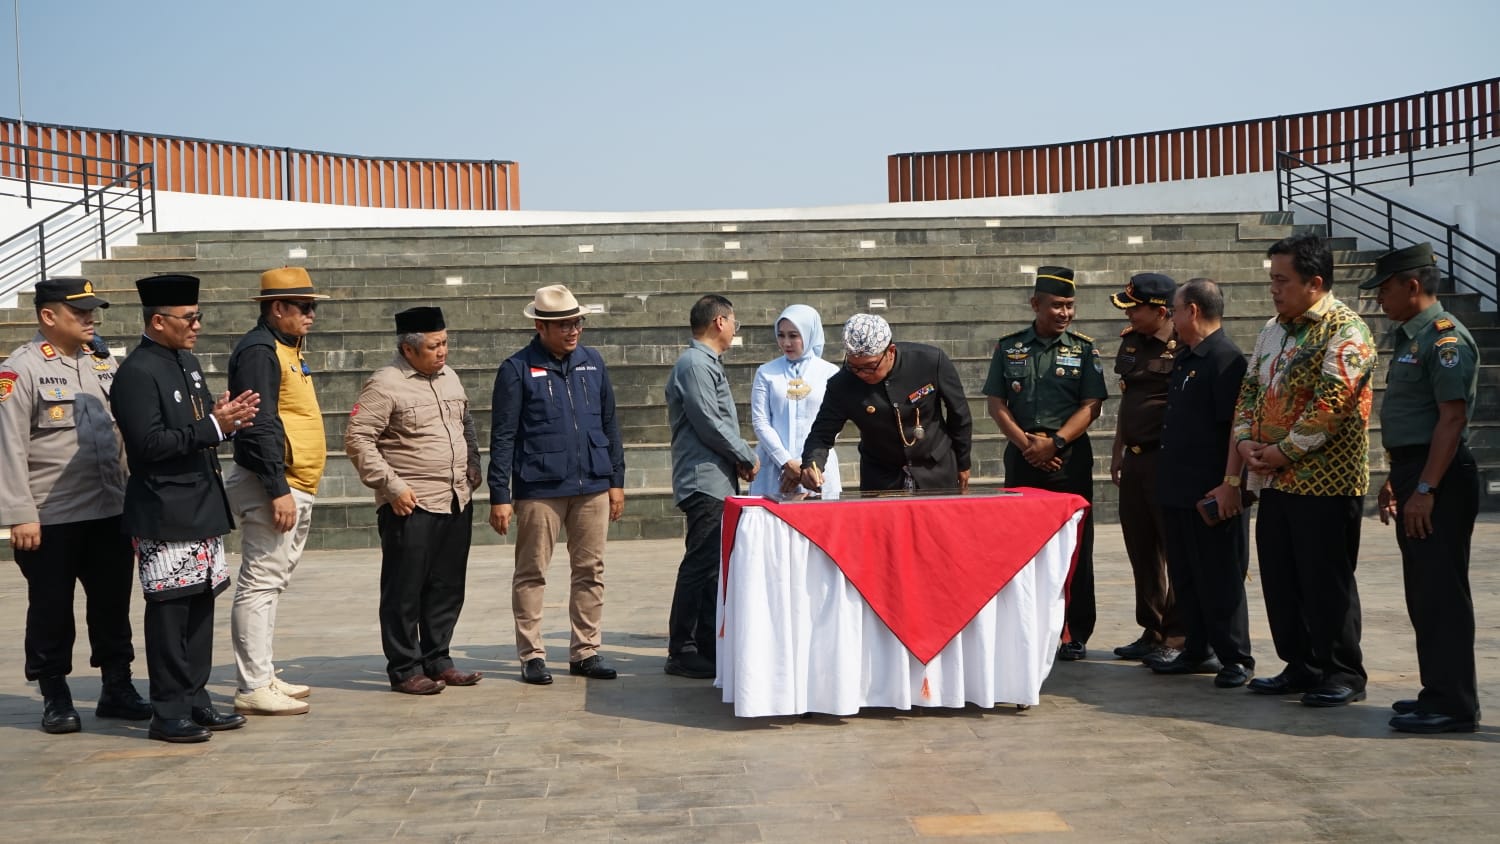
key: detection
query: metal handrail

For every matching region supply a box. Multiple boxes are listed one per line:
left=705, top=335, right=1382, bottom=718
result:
left=0, top=147, right=155, bottom=302
left=1276, top=150, right=1500, bottom=307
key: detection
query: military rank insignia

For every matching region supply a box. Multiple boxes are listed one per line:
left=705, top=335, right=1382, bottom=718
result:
left=38, top=342, right=57, bottom=359
left=1435, top=318, right=1455, bottom=331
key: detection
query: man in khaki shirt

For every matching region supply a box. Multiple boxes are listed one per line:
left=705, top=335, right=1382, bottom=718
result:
left=0, top=277, right=152, bottom=733
left=346, top=307, right=482, bottom=695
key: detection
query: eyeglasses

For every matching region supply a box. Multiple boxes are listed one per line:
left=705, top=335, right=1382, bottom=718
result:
left=844, top=347, right=890, bottom=374
left=161, top=312, right=204, bottom=325
left=717, top=314, right=740, bottom=331
left=549, top=318, right=586, bottom=333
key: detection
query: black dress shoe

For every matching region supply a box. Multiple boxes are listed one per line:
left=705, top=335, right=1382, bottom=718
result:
left=1112, top=636, right=1157, bottom=661
left=521, top=658, right=553, bottom=685
left=41, top=698, right=82, bottom=734
left=664, top=653, right=716, bottom=679
left=1389, top=711, right=1478, bottom=734
left=1214, top=663, right=1254, bottom=688
left=1149, top=653, right=1221, bottom=675
left=1247, top=671, right=1320, bottom=696
left=569, top=655, right=618, bottom=679
left=149, top=717, right=211, bottom=743
left=191, top=706, right=247, bottom=731
left=1056, top=642, right=1086, bottom=661
left=1300, top=685, right=1367, bottom=707
left=1392, top=698, right=1420, bottom=715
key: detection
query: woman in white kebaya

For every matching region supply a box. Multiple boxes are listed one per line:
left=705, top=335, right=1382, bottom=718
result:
left=749, top=304, right=841, bottom=500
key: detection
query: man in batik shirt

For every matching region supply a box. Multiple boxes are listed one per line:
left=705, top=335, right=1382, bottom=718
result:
left=1220, top=234, right=1376, bottom=708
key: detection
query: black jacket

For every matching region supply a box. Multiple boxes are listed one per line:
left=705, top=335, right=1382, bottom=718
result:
left=111, top=336, right=233, bottom=540
left=228, top=320, right=295, bottom=498
left=802, top=342, right=972, bottom=491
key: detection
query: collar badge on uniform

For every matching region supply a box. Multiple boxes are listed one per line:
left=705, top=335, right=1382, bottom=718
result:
left=38, top=342, right=57, bottom=359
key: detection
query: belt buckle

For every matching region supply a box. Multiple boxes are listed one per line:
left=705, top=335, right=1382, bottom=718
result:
left=1129, top=445, right=1142, bottom=454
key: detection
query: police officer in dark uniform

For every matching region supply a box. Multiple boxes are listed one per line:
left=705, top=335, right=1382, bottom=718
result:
left=801, top=313, right=972, bottom=493
left=112, top=274, right=259, bottom=742
left=984, top=267, right=1107, bottom=660
left=1365, top=243, right=1481, bottom=734
left=0, top=277, right=153, bottom=733
left=1106, top=273, right=1186, bottom=663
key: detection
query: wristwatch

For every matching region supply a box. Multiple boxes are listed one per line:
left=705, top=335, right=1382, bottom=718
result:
left=1052, top=433, right=1068, bottom=452
left=1223, top=475, right=1241, bottom=488
left=1416, top=481, right=1436, bottom=495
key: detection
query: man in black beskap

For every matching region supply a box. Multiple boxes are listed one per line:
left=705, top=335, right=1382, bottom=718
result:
left=1151, top=278, right=1255, bottom=687
left=800, top=313, right=971, bottom=494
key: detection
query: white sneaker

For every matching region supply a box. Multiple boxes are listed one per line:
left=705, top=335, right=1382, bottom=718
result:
left=271, top=675, right=311, bottom=700
left=234, top=685, right=310, bottom=716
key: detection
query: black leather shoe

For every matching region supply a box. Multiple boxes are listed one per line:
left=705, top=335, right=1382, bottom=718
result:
left=664, top=653, right=716, bottom=679
left=1149, top=653, right=1221, bottom=675
left=1301, top=685, right=1367, bottom=707
left=96, top=669, right=154, bottom=721
left=1389, top=711, right=1478, bottom=734
left=149, top=717, right=211, bottom=743
left=521, top=658, right=553, bottom=685
left=1247, top=671, right=1320, bottom=696
left=1112, top=636, right=1157, bottom=661
left=38, top=676, right=81, bottom=735
left=1056, top=642, right=1086, bottom=661
left=191, top=706, right=247, bottom=731
left=1392, top=698, right=1419, bottom=715
left=569, top=655, right=618, bottom=679
left=1214, top=663, right=1254, bottom=688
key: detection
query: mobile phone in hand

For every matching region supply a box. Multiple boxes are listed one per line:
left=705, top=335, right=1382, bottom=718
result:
left=1196, top=495, right=1221, bottom=525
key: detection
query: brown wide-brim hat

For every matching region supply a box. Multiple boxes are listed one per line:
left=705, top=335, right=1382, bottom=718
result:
left=252, top=266, right=330, bottom=300
left=523, top=284, right=585, bottom=320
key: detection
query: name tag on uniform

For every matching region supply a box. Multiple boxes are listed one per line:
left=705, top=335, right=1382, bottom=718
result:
left=1056, top=355, right=1082, bottom=368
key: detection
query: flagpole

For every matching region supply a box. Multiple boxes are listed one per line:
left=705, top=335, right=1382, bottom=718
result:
left=12, top=0, right=23, bottom=139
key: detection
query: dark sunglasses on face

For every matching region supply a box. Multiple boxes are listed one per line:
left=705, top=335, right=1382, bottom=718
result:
left=284, top=300, right=317, bottom=315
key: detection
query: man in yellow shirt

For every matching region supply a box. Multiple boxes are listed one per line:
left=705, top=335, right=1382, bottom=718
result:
left=225, top=267, right=328, bottom=715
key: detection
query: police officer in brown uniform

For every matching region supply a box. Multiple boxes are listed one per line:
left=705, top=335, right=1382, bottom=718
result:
left=0, top=278, right=152, bottom=733
left=1106, top=273, right=1186, bottom=663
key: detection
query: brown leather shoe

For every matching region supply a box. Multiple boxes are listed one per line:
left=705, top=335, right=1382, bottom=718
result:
left=430, top=667, right=482, bottom=687
left=391, top=675, right=445, bottom=695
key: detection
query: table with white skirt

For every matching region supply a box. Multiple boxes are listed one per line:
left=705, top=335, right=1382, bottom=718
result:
left=715, top=490, right=1087, bottom=717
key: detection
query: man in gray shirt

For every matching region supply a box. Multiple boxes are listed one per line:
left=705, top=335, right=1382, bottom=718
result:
left=664, top=295, right=758, bottom=679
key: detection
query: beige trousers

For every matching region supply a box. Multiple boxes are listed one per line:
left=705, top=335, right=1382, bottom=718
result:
left=513, top=492, right=608, bottom=662
left=226, top=463, right=316, bottom=692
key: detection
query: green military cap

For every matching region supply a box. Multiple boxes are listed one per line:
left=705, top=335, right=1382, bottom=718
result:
left=1034, top=266, right=1076, bottom=298
left=1359, top=242, right=1436, bottom=290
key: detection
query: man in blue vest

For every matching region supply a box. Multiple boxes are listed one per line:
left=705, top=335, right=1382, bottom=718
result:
left=489, top=285, right=626, bottom=685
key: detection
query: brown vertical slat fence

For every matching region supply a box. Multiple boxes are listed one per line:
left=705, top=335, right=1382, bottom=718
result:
left=889, top=78, right=1499, bottom=202
left=0, top=118, right=520, bottom=210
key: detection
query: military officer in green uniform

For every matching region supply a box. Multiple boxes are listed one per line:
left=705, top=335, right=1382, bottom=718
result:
left=1365, top=242, right=1481, bottom=734
left=984, top=266, right=1108, bottom=660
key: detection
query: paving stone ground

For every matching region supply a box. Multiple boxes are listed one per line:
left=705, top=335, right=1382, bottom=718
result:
left=1, top=513, right=1497, bottom=843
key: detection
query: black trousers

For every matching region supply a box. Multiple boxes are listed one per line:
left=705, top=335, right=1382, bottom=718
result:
left=1390, top=444, right=1480, bottom=720
left=378, top=502, right=473, bottom=684
left=668, top=492, right=723, bottom=659
left=1161, top=506, right=1253, bottom=667
left=144, top=589, right=215, bottom=719
left=1255, top=489, right=1365, bottom=689
left=1118, top=450, right=1182, bottom=643
left=13, top=516, right=136, bottom=680
left=1005, top=436, right=1095, bottom=644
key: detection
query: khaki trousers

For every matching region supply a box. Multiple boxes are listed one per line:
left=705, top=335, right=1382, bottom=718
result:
left=513, top=492, right=608, bottom=662
left=226, top=463, right=316, bottom=692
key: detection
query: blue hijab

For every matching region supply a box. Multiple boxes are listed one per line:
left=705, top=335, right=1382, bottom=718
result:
left=774, top=304, right=825, bottom=363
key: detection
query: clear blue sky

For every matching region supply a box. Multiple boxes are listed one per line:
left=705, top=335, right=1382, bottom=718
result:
left=4, top=0, right=1496, bottom=211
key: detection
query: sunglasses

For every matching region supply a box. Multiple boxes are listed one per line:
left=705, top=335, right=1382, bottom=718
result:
left=282, top=300, right=318, bottom=315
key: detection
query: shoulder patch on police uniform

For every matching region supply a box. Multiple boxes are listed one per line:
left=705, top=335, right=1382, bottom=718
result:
left=1072, top=331, right=1093, bottom=343
left=0, top=370, right=17, bottom=402
left=1434, top=335, right=1459, bottom=347
left=1439, top=345, right=1460, bottom=368
left=1434, top=318, right=1455, bottom=331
